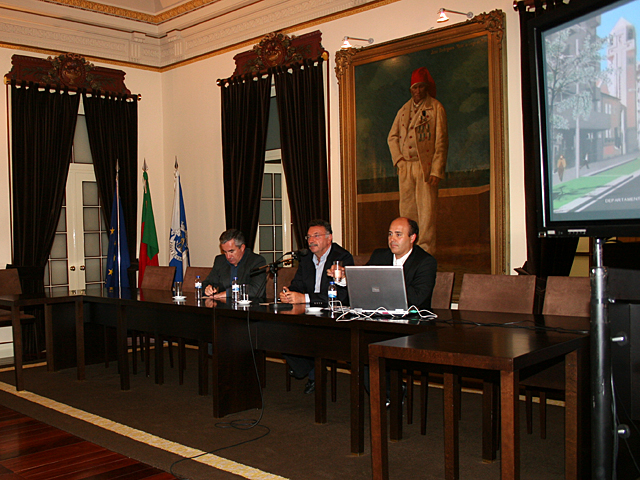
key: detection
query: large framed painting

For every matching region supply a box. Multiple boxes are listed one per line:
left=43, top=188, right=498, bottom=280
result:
left=336, top=10, right=507, bottom=284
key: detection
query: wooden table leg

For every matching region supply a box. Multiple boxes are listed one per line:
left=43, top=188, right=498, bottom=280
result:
left=155, top=332, right=164, bottom=385
left=116, top=304, right=130, bottom=390
left=564, top=349, right=580, bottom=480
left=45, top=304, right=54, bottom=372
left=482, top=380, right=498, bottom=462
left=443, top=371, right=460, bottom=480
left=389, top=368, right=403, bottom=441
left=315, top=357, right=327, bottom=424
left=11, top=306, right=24, bottom=391
left=351, top=327, right=365, bottom=454
left=370, top=354, right=388, bottom=480
left=75, top=299, right=85, bottom=381
left=500, top=370, right=519, bottom=480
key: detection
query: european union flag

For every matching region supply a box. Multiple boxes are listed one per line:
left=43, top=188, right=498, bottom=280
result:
left=105, top=189, right=131, bottom=294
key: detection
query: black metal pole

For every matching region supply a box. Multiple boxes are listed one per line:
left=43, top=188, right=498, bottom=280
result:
left=592, top=237, right=614, bottom=479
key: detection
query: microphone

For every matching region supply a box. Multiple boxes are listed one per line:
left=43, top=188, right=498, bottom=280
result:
left=287, top=248, right=309, bottom=259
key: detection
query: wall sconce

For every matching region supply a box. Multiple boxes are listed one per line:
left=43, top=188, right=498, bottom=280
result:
left=437, top=8, right=474, bottom=23
left=341, top=36, right=374, bottom=49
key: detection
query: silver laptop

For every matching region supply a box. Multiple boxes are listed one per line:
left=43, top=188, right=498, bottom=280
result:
left=345, top=265, right=408, bottom=314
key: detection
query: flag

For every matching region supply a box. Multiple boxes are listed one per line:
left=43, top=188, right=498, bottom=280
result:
left=105, top=189, right=131, bottom=294
left=169, top=167, right=189, bottom=282
left=138, top=170, right=159, bottom=288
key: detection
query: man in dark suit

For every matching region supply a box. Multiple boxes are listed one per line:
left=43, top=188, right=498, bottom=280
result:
left=202, top=229, right=266, bottom=300
left=367, top=217, right=437, bottom=310
left=280, top=219, right=354, bottom=393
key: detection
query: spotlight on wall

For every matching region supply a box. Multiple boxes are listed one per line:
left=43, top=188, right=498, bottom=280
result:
left=437, top=8, right=474, bottom=23
left=341, top=36, right=374, bottom=49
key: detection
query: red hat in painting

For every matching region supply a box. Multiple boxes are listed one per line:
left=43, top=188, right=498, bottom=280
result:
left=410, top=67, right=437, bottom=99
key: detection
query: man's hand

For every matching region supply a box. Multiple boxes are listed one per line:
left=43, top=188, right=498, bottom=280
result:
left=204, top=285, right=217, bottom=297
left=427, top=175, right=440, bottom=187
left=279, top=286, right=306, bottom=304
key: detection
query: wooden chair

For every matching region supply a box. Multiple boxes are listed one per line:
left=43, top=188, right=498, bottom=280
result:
left=406, top=271, right=455, bottom=432
left=0, top=269, right=39, bottom=361
left=521, top=276, right=590, bottom=438
left=182, top=266, right=211, bottom=293
left=457, top=273, right=537, bottom=461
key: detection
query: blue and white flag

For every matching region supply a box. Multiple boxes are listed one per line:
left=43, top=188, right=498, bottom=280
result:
left=169, top=166, right=189, bottom=282
left=105, top=188, right=131, bottom=295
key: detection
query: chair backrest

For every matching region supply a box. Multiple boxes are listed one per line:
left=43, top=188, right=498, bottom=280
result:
left=265, top=266, right=298, bottom=300
left=0, top=269, right=22, bottom=295
left=140, top=266, right=176, bottom=290
left=542, top=276, right=591, bottom=317
left=183, top=266, right=212, bottom=292
left=431, top=271, right=455, bottom=310
left=458, top=273, right=536, bottom=314
left=353, top=254, right=369, bottom=266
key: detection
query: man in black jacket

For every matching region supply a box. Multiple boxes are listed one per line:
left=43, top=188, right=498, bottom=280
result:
left=366, top=217, right=436, bottom=310
left=280, top=219, right=354, bottom=393
left=202, top=229, right=266, bottom=300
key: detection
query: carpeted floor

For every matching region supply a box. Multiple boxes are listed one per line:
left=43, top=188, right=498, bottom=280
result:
left=0, top=350, right=570, bottom=479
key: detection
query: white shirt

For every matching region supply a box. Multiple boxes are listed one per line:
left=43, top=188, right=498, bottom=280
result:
left=306, top=245, right=332, bottom=303
left=393, top=248, right=412, bottom=266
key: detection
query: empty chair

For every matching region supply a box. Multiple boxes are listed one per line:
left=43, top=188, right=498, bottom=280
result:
left=457, top=273, right=537, bottom=461
left=522, top=275, right=590, bottom=438
left=406, top=271, right=455, bottom=432
left=140, top=266, right=176, bottom=290
left=183, top=266, right=212, bottom=293
left=0, top=269, right=39, bottom=360
left=265, top=265, right=298, bottom=302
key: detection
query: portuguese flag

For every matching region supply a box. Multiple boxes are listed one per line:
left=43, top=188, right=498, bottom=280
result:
left=138, top=170, right=159, bottom=287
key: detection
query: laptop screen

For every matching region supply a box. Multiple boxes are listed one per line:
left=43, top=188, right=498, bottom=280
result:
left=345, top=265, right=408, bottom=313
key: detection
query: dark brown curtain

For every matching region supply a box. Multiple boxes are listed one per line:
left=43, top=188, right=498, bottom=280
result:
left=517, top=0, right=579, bottom=289
left=82, top=92, right=138, bottom=263
left=10, top=82, right=80, bottom=293
left=274, top=58, right=329, bottom=247
left=220, top=73, right=272, bottom=247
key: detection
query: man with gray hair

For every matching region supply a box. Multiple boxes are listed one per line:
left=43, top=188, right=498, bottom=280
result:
left=203, top=229, right=266, bottom=300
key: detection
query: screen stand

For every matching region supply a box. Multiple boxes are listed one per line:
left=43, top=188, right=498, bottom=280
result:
left=592, top=237, right=614, bottom=479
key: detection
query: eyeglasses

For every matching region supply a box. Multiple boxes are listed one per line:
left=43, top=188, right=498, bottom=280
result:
left=305, top=233, right=329, bottom=241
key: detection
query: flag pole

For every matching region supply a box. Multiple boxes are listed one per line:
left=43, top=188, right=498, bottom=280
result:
left=115, top=160, right=121, bottom=298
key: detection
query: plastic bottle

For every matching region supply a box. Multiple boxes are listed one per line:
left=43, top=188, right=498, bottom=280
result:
left=231, top=276, right=240, bottom=302
left=195, top=275, right=203, bottom=301
left=328, top=281, right=338, bottom=311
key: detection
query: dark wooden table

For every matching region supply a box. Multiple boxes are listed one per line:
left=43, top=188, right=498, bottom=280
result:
left=368, top=315, right=589, bottom=480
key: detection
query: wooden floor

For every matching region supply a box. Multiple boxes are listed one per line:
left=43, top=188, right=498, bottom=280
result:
left=0, top=405, right=177, bottom=480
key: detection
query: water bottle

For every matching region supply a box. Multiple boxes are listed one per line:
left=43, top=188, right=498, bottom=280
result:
left=328, top=281, right=338, bottom=311
left=195, top=275, right=203, bottom=301
left=232, top=276, right=240, bottom=302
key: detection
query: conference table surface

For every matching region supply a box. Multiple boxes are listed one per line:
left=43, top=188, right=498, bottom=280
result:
left=2, top=289, right=590, bottom=460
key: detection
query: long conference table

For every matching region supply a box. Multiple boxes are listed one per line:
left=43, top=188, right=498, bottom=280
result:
left=1, top=289, right=589, bottom=477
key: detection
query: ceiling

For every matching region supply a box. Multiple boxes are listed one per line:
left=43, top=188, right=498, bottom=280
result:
left=0, top=0, right=376, bottom=68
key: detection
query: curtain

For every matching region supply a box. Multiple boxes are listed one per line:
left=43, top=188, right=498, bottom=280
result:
left=220, top=73, right=272, bottom=247
left=82, top=92, right=138, bottom=264
left=517, top=1, right=578, bottom=280
left=11, top=82, right=80, bottom=293
left=274, top=58, right=329, bottom=246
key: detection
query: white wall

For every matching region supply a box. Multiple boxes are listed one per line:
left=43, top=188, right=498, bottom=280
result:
left=0, top=0, right=527, bottom=275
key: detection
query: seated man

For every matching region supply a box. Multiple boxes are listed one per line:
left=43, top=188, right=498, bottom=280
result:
left=367, top=217, right=436, bottom=310
left=279, top=219, right=354, bottom=393
left=203, top=229, right=267, bottom=300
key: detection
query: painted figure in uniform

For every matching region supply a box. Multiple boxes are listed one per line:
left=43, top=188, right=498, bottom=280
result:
left=388, top=67, right=448, bottom=255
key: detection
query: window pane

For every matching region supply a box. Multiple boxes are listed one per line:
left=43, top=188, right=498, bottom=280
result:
left=274, top=200, right=282, bottom=224
left=262, top=173, right=273, bottom=198
left=52, top=286, right=69, bottom=296
left=265, top=96, right=280, bottom=150
left=73, top=115, right=93, bottom=164
left=260, top=200, right=273, bottom=225
left=262, top=252, right=274, bottom=264
left=56, top=208, right=66, bottom=232
left=84, top=233, right=100, bottom=257
left=83, top=207, right=100, bottom=231
left=85, top=283, right=103, bottom=295
left=274, top=173, right=282, bottom=198
left=83, top=181, right=99, bottom=206
left=275, top=226, right=283, bottom=251
left=259, top=226, right=274, bottom=251
left=50, top=233, right=67, bottom=259
left=102, top=232, right=109, bottom=249
left=44, top=263, right=49, bottom=286
left=85, top=258, right=102, bottom=282
left=50, top=260, right=68, bottom=285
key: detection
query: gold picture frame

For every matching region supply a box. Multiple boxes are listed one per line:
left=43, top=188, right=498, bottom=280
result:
left=336, top=10, right=507, bottom=277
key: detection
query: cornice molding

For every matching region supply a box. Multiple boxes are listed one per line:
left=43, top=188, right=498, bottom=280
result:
left=0, top=0, right=390, bottom=69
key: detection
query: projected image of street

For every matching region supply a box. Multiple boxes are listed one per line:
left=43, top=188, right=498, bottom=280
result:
left=544, top=0, right=640, bottom=222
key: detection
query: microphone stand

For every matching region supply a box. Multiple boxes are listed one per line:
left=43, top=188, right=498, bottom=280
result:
left=251, top=254, right=296, bottom=304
